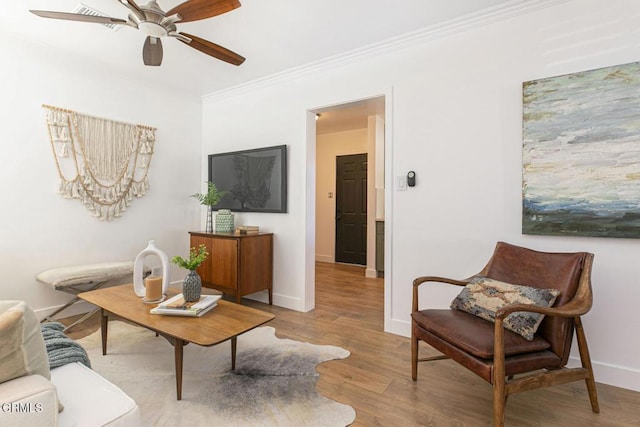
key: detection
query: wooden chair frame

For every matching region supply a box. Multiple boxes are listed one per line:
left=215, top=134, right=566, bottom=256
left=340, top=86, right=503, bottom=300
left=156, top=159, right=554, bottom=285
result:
left=411, top=252, right=599, bottom=427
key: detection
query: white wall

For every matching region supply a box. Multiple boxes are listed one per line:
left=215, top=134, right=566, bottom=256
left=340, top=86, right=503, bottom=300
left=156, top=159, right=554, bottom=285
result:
left=0, top=33, right=202, bottom=317
left=315, top=128, right=368, bottom=263
left=202, top=0, right=640, bottom=391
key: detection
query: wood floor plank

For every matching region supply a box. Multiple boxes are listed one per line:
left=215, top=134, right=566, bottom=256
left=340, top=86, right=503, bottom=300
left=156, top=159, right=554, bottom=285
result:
left=317, top=359, right=393, bottom=394
left=63, top=262, right=640, bottom=426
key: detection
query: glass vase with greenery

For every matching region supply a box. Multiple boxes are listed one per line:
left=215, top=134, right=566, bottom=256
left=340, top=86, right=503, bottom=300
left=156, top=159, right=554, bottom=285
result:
left=172, top=244, right=209, bottom=302
left=171, top=244, right=209, bottom=271
left=191, top=182, right=227, bottom=233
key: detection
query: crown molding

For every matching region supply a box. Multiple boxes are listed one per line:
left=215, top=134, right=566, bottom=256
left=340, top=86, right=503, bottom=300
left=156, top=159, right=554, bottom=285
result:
left=202, top=0, right=571, bottom=104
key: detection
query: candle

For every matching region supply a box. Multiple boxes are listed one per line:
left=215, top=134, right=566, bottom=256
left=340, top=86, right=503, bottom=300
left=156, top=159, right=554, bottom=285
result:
left=144, top=276, right=163, bottom=301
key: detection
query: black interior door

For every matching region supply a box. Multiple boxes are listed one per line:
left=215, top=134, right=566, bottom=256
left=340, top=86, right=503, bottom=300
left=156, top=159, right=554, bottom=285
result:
left=335, top=153, right=367, bottom=265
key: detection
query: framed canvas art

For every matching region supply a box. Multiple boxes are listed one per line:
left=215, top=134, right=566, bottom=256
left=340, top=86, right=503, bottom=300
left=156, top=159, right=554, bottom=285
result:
left=208, top=145, right=287, bottom=213
left=522, top=61, right=640, bottom=238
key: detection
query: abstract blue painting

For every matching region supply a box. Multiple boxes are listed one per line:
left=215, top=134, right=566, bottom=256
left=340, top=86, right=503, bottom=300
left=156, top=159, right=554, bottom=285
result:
left=522, top=61, right=640, bottom=238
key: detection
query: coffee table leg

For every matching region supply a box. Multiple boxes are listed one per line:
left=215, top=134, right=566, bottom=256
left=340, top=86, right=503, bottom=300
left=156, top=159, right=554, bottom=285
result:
left=175, top=339, right=184, bottom=400
left=100, top=309, right=108, bottom=356
left=231, top=336, right=237, bottom=371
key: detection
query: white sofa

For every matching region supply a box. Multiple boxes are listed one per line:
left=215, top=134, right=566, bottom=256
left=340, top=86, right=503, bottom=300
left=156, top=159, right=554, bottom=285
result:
left=0, top=301, right=139, bottom=427
left=0, top=361, right=140, bottom=427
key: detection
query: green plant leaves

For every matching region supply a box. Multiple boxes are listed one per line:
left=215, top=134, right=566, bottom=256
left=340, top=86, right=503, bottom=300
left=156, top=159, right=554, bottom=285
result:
left=191, top=181, right=227, bottom=206
left=171, top=244, right=209, bottom=270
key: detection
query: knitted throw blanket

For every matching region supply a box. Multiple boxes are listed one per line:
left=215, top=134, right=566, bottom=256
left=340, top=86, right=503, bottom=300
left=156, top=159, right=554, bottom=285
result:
left=41, top=322, right=91, bottom=369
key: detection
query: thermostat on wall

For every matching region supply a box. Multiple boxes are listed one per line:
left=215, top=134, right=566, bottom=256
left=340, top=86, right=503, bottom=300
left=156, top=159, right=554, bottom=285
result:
left=407, top=171, right=416, bottom=187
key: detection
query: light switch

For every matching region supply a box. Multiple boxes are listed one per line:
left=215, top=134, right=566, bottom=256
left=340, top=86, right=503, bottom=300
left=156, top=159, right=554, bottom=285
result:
left=397, top=176, right=407, bottom=191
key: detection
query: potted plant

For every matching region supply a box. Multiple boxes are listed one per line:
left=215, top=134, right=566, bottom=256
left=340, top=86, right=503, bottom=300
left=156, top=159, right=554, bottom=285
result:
left=191, top=181, right=227, bottom=233
left=172, top=244, right=209, bottom=302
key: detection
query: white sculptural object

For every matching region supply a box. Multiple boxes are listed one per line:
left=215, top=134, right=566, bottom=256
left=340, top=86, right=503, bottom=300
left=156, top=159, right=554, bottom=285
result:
left=133, top=240, right=170, bottom=297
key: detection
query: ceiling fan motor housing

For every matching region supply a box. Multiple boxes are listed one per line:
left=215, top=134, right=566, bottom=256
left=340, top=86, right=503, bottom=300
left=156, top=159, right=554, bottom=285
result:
left=138, top=21, right=168, bottom=37
left=133, top=1, right=177, bottom=38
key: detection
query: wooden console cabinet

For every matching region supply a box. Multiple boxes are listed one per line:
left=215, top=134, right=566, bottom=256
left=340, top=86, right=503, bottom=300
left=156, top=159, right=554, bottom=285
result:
left=189, top=231, right=273, bottom=304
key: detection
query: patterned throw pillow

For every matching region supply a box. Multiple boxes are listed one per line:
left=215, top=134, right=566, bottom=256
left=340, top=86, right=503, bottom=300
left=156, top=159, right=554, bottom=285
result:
left=450, top=277, right=560, bottom=341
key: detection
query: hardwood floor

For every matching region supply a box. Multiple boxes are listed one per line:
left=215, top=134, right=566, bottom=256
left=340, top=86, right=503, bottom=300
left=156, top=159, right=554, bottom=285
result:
left=64, top=262, right=640, bottom=426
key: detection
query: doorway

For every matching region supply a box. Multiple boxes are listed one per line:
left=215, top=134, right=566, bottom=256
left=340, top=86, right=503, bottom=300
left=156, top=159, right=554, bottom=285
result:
left=313, top=97, right=384, bottom=274
left=311, top=95, right=387, bottom=328
left=335, top=153, right=367, bottom=265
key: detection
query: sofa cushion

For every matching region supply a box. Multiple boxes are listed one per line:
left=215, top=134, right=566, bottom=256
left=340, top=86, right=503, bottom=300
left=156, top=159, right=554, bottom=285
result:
left=51, top=362, right=140, bottom=427
left=450, top=277, right=559, bottom=340
left=0, top=374, right=58, bottom=427
left=0, top=301, right=50, bottom=384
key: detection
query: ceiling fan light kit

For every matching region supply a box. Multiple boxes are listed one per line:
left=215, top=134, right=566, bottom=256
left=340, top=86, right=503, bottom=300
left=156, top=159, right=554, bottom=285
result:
left=30, top=0, right=245, bottom=67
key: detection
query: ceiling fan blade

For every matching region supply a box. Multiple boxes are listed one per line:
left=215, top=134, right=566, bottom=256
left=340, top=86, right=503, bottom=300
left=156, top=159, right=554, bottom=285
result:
left=167, top=0, right=241, bottom=23
left=117, top=0, right=145, bottom=21
left=143, top=36, right=163, bottom=66
left=177, top=32, right=245, bottom=66
left=30, top=10, right=128, bottom=25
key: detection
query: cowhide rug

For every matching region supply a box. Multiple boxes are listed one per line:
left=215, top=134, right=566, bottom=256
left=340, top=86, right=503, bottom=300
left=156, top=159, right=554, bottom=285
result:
left=77, top=321, right=355, bottom=426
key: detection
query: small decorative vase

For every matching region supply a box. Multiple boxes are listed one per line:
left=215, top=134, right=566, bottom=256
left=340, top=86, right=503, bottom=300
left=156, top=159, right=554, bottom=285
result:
left=182, top=270, right=202, bottom=302
left=215, top=209, right=234, bottom=233
left=206, top=205, right=214, bottom=233
left=133, top=240, right=170, bottom=298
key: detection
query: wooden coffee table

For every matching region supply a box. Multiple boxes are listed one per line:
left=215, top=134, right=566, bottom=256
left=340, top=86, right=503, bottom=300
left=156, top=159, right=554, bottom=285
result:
left=78, top=284, right=275, bottom=400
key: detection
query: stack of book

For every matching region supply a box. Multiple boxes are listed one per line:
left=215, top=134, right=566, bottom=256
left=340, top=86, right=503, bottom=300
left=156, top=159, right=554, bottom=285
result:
left=150, top=294, right=221, bottom=317
left=236, top=225, right=259, bottom=235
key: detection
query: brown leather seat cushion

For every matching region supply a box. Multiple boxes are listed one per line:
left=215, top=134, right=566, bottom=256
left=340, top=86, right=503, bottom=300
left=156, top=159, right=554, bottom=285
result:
left=412, top=309, right=551, bottom=359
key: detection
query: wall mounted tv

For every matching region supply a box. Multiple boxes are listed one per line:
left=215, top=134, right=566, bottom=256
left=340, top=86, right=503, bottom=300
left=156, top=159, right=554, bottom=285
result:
left=208, top=145, right=287, bottom=213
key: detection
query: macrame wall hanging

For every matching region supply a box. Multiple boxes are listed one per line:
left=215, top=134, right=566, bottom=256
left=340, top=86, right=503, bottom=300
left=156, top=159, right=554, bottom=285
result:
left=42, top=104, right=156, bottom=221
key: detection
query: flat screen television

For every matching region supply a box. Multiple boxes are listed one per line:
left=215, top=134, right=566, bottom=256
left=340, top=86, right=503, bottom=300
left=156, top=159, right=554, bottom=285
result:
left=207, top=145, right=287, bottom=213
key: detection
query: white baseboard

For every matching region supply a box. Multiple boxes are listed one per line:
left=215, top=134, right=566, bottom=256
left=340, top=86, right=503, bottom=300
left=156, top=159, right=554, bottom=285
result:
left=271, top=292, right=304, bottom=311
left=365, top=268, right=378, bottom=278
left=387, top=317, right=411, bottom=337
left=242, top=290, right=269, bottom=305
left=568, top=357, right=640, bottom=392
left=34, top=301, right=97, bottom=322
left=229, top=290, right=305, bottom=312
left=315, top=254, right=334, bottom=263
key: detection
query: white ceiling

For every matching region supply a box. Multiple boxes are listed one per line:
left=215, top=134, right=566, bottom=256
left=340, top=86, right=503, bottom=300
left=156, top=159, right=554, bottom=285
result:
left=2, top=0, right=519, bottom=98
left=316, top=97, right=385, bottom=135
